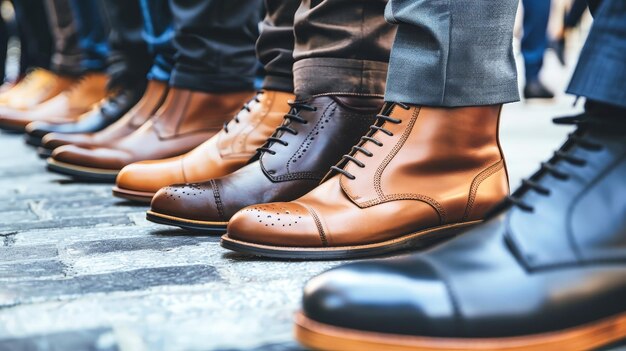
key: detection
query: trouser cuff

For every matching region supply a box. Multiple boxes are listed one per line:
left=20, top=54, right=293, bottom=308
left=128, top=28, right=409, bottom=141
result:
left=262, top=75, right=294, bottom=93
left=567, top=54, right=626, bottom=110
left=293, top=58, right=388, bottom=98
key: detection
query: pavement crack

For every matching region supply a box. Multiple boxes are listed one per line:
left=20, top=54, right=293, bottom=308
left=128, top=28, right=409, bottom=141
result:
left=1, top=231, right=18, bottom=247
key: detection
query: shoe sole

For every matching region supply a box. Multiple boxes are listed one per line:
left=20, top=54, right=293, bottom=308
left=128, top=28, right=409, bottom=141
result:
left=46, top=158, right=119, bottom=182
left=37, top=147, right=53, bottom=159
left=24, top=134, right=43, bottom=147
left=294, top=311, right=626, bottom=351
left=0, top=122, right=26, bottom=133
left=112, top=186, right=154, bottom=203
left=146, top=210, right=228, bottom=234
left=220, top=221, right=480, bottom=260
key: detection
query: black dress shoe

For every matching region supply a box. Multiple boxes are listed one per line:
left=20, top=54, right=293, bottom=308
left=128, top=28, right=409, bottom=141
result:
left=24, top=81, right=146, bottom=151
left=524, top=79, right=555, bottom=100
left=296, top=112, right=626, bottom=351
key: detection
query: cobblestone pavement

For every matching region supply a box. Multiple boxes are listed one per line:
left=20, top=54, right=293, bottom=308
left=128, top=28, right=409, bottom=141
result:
left=0, top=54, right=604, bottom=351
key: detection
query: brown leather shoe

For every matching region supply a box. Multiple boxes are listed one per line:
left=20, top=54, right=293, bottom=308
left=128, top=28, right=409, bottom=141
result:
left=47, top=88, right=254, bottom=182
left=0, top=69, right=76, bottom=131
left=221, top=103, right=510, bottom=259
left=0, top=72, right=107, bottom=132
left=147, top=95, right=383, bottom=233
left=112, top=90, right=295, bottom=203
left=39, top=80, right=169, bottom=155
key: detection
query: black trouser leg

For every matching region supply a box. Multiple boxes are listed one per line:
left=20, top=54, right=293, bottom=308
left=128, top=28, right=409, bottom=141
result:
left=292, top=0, right=395, bottom=98
left=257, top=0, right=300, bottom=93
left=169, top=0, right=263, bottom=93
left=13, top=0, right=53, bottom=73
left=101, top=0, right=151, bottom=89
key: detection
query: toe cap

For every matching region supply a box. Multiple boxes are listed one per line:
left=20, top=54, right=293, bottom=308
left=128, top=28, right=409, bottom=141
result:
left=150, top=182, right=222, bottom=222
left=42, top=132, right=91, bottom=150
left=227, top=202, right=325, bottom=247
left=302, top=258, right=457, bottom=337
left=52, top=145, right=130, bottom=170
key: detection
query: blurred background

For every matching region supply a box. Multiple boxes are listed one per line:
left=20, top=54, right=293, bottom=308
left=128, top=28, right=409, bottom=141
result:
left=0, top=1, right=607, bottom=351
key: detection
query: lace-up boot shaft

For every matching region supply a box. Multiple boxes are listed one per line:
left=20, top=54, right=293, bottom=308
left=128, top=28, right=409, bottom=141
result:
left=224, top=103, right=509, bottom=259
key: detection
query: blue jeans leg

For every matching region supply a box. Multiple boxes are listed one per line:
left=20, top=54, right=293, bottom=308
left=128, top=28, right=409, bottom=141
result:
left=69, top=0, right=110, bottom=72
left=521, top=0, right=550, bottom=83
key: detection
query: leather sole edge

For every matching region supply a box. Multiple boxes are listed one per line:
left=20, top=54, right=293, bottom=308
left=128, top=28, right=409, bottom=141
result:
left=294, top=312, right=626, bottom=351
left=220, top=221, right=480, bottom=260
left=146, top=210, right=228, bottom=234
left=46, top=158, right=119, bottom=182
left=112, top=186, right=154, bottom=203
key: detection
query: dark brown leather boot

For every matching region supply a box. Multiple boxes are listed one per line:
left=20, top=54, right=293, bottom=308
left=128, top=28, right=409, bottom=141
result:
left=147, top=95, right=383, bottom=233
left=222, top=103, right=510, bottom=259
left=47, top=88, right=254, bottom=181
left=40, top=80, right=168, bottom=153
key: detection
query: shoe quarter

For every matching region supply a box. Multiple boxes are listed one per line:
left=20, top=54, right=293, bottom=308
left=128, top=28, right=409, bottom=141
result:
left=218, top=95, right=268, bottom=158
left=340, top=106, right=457, bottom=225
left=571, top=152, right=626, bottom=263
left=507, top=143, right=626, bottom=269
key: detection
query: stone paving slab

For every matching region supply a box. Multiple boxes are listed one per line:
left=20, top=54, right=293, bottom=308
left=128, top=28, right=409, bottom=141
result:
left=0, top=54, right=618, bottom=350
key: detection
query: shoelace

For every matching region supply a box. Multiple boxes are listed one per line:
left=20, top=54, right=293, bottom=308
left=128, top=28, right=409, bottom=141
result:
left=223, top=92, right=263, bottom=133
left=331, top=102, right=409, bottom=180
left=507, top=113, right=611, bottom=212
left=256, top=100, right=316, bottom=155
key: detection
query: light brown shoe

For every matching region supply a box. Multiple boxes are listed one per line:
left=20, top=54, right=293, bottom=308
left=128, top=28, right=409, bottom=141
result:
left=0, top=72, right=107, bottom=132
left=222, top=103, right=510, bottom=259
left=47, top=88, right=254, bottom=182
left=113, top=90, right=294, bottom=203
left=40, top=80, right=169, bottom=152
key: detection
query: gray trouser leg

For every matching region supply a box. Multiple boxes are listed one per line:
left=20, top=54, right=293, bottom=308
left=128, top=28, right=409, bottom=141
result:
left=384, top=0, right=520, bottom=107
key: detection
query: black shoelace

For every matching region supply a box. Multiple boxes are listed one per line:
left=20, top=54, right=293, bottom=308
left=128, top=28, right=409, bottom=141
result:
left=223, top=92, right=263, bottom=133
left=256, top=100, right=316, bottom=156
left=507, top=113, right=612, bottom=212
left=331, top=102, right=409, bottom=180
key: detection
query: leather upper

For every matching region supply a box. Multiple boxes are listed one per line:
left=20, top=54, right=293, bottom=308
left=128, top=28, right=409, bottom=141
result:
left=0, top=69, right=74, bottom=110
left=115, top=90, right=294, bottom=194
left=51, top=88, right=254, bottom=170
left=42, top=80, right=168, bottom=150
left=25, top=81, right=147, bottom=138
left=302, top=124, right=626, bottom=338
left=0, top=73, right=108, bottom=129
left=150, top=95, right=383, bottom=222
left=227, top=104, right=509, bottom=247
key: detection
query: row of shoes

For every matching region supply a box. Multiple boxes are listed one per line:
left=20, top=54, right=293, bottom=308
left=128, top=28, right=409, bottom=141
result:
left=1, top=68, right=626, bottom=350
